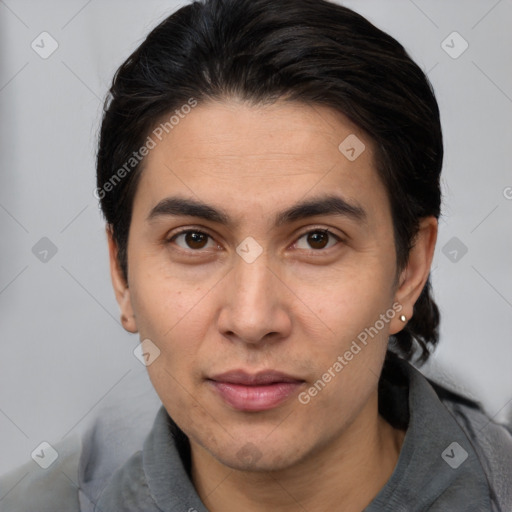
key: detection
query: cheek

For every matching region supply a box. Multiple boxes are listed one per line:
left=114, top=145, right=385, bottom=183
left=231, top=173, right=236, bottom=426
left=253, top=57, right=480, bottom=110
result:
left=299, top=336, right=388, bottom=434
left=146, top=360, right=220, bottom=449
left=130, top=264, right=212, bottom=338
left=293, top=265, right=394, bottom=409
left=286, top=260, right=395, bottom=341
left=129, top=275, right=212, bottom=400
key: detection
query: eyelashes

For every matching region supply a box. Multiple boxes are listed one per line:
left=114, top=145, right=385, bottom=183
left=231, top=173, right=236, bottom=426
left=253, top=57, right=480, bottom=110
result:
left=294, top=228, right=340, bottom=251
left=166, top=227, right=343, bottom=254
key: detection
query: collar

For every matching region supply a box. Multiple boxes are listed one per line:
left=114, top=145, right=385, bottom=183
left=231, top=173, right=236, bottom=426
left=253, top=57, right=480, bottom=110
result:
left=365, top=356, right=492, bottom=511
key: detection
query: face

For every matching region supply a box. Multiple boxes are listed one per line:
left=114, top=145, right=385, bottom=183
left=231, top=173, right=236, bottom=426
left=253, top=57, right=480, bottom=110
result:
left=109, top=99, right=433, bottom=472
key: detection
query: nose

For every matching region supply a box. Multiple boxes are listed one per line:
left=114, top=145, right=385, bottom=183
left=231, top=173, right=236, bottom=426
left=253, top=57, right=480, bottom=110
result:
left=217, top=252, right=292, bottom=346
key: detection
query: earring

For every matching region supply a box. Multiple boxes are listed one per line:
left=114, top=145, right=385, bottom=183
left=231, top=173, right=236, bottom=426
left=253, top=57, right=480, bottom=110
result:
left=399, top=314, right=407, bottom=322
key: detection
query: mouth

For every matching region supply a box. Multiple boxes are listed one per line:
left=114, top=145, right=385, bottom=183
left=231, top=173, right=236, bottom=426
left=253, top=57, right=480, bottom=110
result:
left=207, top=370, right=305, bottom=412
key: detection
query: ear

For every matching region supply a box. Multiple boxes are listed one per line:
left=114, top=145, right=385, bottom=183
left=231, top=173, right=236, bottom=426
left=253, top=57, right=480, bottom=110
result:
left=389, top=216, right=438, bottom=335
left=106, top=226, right=138, bottom=333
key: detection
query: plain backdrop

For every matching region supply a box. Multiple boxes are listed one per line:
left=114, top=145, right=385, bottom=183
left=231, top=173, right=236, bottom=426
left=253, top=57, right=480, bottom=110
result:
left=0, top=0, right=511, bottom=477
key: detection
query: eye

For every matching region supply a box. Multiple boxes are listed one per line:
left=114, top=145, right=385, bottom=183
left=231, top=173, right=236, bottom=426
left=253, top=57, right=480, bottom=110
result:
left=166, top=227, right=342, bottom=253
left=169, top=230, right=218, bottom=251
left=294, top=229, right=341, bottom=251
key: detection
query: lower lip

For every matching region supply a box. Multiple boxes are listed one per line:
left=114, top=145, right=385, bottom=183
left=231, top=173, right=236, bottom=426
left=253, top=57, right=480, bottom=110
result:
left=208, top=381, right=303, bottom=411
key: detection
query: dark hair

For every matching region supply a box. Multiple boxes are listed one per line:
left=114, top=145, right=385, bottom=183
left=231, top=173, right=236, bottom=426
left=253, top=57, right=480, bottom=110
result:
left=96, top=0, right=443, bottom=365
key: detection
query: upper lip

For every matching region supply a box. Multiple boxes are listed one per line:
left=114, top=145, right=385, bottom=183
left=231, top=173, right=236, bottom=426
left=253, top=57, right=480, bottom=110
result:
left=208, top=370, right=304, bottom=385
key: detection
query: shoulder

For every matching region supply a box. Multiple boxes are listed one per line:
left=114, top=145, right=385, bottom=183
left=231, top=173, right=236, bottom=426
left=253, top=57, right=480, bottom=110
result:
left=0, top=371, right=162, bottom=511
left=0, top=434, right=82, bottom=512
left=430, top=378, right=512, bottom=510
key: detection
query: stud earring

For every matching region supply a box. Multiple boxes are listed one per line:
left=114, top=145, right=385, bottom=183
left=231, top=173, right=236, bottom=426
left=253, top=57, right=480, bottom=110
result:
left=399, top=314, right=407, bottom=322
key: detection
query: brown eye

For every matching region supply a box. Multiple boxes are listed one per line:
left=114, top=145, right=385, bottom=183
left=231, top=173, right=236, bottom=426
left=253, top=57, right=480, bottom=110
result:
left=295, top=229, right=339, bottom=251
left=171, top=230, right=216, bottom=250
left=185, top=232, right=208, bottom=249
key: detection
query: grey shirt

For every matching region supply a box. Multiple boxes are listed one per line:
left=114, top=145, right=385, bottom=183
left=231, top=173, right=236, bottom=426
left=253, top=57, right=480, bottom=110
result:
left=2, top=355, right=511, bottom=511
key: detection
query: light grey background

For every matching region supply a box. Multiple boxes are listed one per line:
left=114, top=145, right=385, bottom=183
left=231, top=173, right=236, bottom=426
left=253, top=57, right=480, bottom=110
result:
left=0, top=0, right=511, bottom=477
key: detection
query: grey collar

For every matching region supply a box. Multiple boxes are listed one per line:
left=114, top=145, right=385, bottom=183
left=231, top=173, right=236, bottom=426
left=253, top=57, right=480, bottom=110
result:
left=364, top=359, right=492, bottom=511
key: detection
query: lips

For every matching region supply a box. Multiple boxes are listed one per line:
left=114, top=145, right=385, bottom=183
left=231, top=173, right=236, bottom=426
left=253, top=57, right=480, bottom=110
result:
left=207, top=370, right=305, bottom=411
left=210, top=370, right=303, bottom=386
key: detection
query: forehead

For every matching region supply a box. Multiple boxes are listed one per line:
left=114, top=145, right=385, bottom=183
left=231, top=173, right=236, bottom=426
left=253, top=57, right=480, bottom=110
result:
left=148, top=99, right=368, bottom=166
left=132, top=99, right=390, bottom=227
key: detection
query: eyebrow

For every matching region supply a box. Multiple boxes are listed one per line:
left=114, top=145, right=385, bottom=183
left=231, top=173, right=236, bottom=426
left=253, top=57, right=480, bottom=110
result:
left=146, top=194, right=367, bottom=227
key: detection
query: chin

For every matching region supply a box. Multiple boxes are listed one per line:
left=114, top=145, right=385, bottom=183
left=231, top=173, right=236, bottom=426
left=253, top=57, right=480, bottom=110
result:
left=208, top=436, right=307, bottom=473
left=221, top=451, right=298, bottom=473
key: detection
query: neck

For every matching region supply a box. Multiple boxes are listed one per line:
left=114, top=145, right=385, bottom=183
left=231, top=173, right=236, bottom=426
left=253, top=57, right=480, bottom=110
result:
left=190, top=391, right=406, bottom=512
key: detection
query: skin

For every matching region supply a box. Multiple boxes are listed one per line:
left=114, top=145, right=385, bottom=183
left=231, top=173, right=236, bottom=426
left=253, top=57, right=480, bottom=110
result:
left=107, top=99, right=437, bottom=512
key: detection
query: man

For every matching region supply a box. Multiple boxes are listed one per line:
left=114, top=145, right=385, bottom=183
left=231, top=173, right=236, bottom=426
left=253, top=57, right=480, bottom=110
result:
left=2, top=0, right=511, bottom=510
